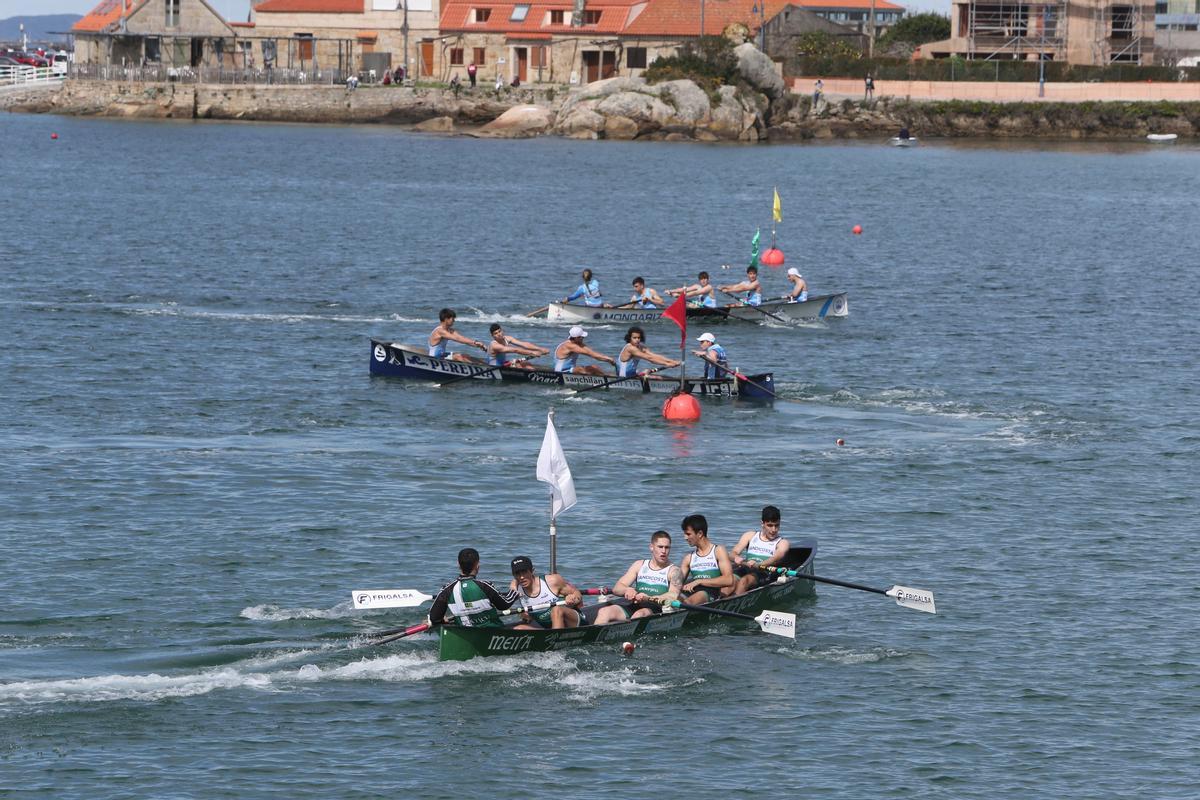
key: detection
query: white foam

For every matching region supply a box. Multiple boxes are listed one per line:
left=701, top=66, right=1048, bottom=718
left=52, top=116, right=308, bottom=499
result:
left=0, top=667, right=274, bottom=704
left=787, top=645, right=908, bottom=665
left=239, top=602, right=355, bottom=621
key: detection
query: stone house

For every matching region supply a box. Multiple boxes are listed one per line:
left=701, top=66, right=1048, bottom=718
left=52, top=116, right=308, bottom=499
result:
left=72, top=0, right=238, bottom=66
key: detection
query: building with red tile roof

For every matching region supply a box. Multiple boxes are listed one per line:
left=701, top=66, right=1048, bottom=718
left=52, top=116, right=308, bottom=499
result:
left=72, top=0, right=235, bottom=66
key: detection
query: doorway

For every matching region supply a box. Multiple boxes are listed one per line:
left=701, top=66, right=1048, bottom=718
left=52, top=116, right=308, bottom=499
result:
left=420, top=41, right=434, bottom=76
left=515, top=47, right=528, bottom=82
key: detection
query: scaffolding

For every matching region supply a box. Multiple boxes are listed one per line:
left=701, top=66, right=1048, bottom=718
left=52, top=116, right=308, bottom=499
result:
left=1095, top=0, right=1147, bottom=62
left=966, top=0, right=1068, bottom=61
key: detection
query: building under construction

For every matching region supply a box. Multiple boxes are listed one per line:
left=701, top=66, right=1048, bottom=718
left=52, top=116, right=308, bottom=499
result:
left=919, top=0, right=1156, bottom=65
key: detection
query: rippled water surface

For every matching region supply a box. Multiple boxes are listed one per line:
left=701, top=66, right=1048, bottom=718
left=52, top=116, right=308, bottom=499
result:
left=2, top=114, right=1198, bottom=798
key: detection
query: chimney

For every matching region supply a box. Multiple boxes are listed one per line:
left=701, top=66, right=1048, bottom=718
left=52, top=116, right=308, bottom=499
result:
left=571, top=0, right=586, bottom=27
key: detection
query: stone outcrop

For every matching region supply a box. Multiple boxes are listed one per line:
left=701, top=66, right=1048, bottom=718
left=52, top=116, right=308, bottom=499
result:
left=734, top=43, right=785, bottom=100
left=475, top=103, right=553, bottom=137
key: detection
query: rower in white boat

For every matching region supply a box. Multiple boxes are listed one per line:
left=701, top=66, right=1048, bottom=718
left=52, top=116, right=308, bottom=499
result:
left=666, top=271, right=718, bottom=308
left=730, top=505, right=792, bottom=596
left=784, top=268, right=808, bottom=303
left=594, top=530, right=682, bottom=622
left=629, top=276, right=666, bottom=309
left=507, top=555, right=584, bottom=629
left=719, top=265, right=763, bottom=306
left=429, top=308, right=488, bottom=363
left=616, top=326, right=680, bottom=378
left=554, top=325, right=617, bottom=376
left=560, top=268, right=610, bottom=307
left=679, top=513, right=735, bottom=603
left=487, top=323, right=547, bottom=370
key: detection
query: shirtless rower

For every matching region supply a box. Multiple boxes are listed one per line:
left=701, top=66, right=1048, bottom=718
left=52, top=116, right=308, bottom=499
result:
left=594, top=530, right=682, bottom=623
left=554, top=326, right=617, bottom=376
left=729, top=505, right=791, bottom=596
left=666, top=271, right=717, bottom=308
left=429, top=308, right=487, bottom=363
left=629, top=277, right=666, bottom=309
left=719, top=265, right=763, bottom=306
left=679, top=513, right=734, bottom=604
left=616, top=326, right=680, bottom=378
left=507, top=556, right=584, bottom=629
left=784, top=268, right=808, bottom=303
left=487, top=323, right=547, bottom=370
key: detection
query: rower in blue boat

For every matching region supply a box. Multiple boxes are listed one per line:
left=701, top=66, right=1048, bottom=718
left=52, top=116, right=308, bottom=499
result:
left=487, top=323, right=547, bottom=370
left=429, top=308, right=488, bottom=363
left=507, top=556, right=585, bottom=629
left=561, top=268, right=608, bottom=307
left=679, top=514, right=735, bottom=603
left=719, top=265, right=763, bottom=306
left=428, top=548, right=521, bottom=628
left=730, top=505, right=792, bottom=596
left=629, top=276, right=666, bottom=309
left=554, top=326, right=617, bottom=376
left=594, top=530, right=682, bottom=623
left=616, top=326, right=680, bottom=378
left=666, top=271, right=718, bottom=308
left=693, top=332, right=730, bottom=379
left=784, top=268, right=808, bottom=303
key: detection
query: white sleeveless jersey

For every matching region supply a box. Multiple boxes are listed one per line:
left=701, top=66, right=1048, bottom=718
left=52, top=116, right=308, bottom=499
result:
left=518, top=575, right=558, bottom=611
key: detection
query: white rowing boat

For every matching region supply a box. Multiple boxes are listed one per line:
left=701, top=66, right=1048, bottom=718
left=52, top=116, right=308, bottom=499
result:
left=537, top=293, right=848, bottom=325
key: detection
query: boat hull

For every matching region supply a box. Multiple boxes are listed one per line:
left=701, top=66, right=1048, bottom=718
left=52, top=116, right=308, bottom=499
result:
left=890, top=137, right=918, bottom=147
left=369, top=341, right=775, bottom=399
left=437, top=542, right=816, bottom=660
left=543, top=293, right=848, bottom=325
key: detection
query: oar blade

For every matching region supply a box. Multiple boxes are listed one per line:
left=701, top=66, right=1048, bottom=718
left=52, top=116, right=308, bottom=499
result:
left=351, top=589, right=433, bottom=610
left=886, top=585, right=936, bottom=614
left=754, top=610, right=796, bottom=639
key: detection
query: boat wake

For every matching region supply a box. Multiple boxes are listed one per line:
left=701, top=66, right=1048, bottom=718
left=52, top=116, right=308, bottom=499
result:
left=781, top=644, right=913, bottom=665
left=239, top=602, right=356, bottom=621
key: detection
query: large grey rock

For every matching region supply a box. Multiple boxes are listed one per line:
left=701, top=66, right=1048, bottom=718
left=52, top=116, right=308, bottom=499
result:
left=709, top=85, right=760, bottom=141
left=595, top=91, right=675, bottom=133
left=556, top=105, right=606, bottom=137
left=658, top=79, right=712, bottom=124
left=734, top=43, right=784, bottom=100
left=414, top=115, right=455, bottom=132
left=476, top=104, right=553, bottom=137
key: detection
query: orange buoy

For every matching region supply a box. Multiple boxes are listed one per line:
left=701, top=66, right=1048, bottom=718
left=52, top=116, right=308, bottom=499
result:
left=662, top=392, right=701, bottom=422
left=852, top=225, right=863, bottom=235
left=761, top=247, right=785, bottom=267
left=836, top=438, right=845, bottom=446
left=51, top=133, right=58, bottom=140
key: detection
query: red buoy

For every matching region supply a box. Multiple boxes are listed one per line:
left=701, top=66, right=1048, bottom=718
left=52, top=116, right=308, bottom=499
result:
left=51, top=133, right=58, bottom=140
left=761, top=247, right=785, bottom=267
left=662, top=392, right=701, bottom=422
left=852, top=225, right=863, bottom=235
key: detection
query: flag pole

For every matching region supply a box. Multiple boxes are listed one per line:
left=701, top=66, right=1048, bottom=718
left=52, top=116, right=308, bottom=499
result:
left=548, top=407, right=558, bottom=573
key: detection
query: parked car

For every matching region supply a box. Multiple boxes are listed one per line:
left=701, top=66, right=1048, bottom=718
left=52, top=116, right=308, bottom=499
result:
left=11, top=52, right=50, bottom=68
left=51, top=53, right=69, bottom=75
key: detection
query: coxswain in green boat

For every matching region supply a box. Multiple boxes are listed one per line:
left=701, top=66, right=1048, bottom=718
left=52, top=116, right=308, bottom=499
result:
left=507, top=556, right=585, bottom=629
left=428, top=548, right=520, bottom=628
left=730, top=505, right=791, bottom=597
left=594, top=530, right=682, bottom=623
left=429, top=308, right=487, bottom=363
left=678, top=513, right=735, bottom=603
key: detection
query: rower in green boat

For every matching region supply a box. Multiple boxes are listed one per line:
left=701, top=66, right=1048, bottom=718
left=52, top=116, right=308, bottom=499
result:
left=679, top=513, right=735, bottom=603
left=428, top=548, right=520, bottom=628
left=594, top=530, right=682, bottom=623
left=730, top=505, right=792, bottom=597
left=507, top=555, right=584, bottom=629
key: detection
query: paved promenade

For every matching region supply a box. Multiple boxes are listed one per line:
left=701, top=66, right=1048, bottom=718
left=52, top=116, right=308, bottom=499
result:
left=794, top=76, right=1200, bottom=103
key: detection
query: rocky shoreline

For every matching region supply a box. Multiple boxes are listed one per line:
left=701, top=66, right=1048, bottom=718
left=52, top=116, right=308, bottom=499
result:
left=6, top=44, right=1199, bottom=141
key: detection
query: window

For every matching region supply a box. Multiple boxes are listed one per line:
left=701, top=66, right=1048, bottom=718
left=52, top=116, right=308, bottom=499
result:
left=165, top=0, right=180, bottom=27
left=626, top=46, right=646, bottom=68
left=145, top=37, right=161, bottom=62
left=474, top=8, right=492, bottom=22
left=450, top=47, right=464, bottom=65
left=297, top=35, right=314, bottom=61
left=549, top=9, right=565, bottom=23
left=473, top=46, right=486, bottom=65
left=511, top=4, right=530, bottom=21
left=582, top=9, right=601, bottom=24
left=532, top=45, right=547, bottom=67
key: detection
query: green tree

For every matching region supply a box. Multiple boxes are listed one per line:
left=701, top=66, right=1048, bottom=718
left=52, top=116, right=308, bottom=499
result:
left=878, top=12, right=951, bottom=49
left=644, top=35, right=739, bottom=91
left=795, top=31, right=862, bottom=60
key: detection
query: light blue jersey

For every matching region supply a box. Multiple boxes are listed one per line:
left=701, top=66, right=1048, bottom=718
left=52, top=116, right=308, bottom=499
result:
left=631, top=291, right=658, bottom=310
left=567, top=280, right=603, bottom=307
left=703, top=343, right=728, bottom=379
left=744, top=290, right=763, bottom=306
left=555, top=350, right=579, bottom=373
left=618, top=354, right=641, bottom=377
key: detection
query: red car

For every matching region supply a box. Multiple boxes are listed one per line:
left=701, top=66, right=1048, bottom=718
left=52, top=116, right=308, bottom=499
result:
left=11, top=52, right=50, bottom=68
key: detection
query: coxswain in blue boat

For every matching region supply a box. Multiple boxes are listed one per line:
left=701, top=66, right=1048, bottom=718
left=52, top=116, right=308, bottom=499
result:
left=428, top=548, right=521, bottom=628
left=719, top=265, right=763, bottom=306
left=692, top=332, right=730, bottom=379
left=594, top=530, right=682, bottom=623
left=561, top=268, right=609, bottom=307
left=667, top=271, right=717, bottom=308
left=784, top=268, right=808, bottom=303
left=554, top=325, right=617, bottom=376
left=616, top=326, right=681, bottom=378
left=487, top=323, right=548, bottom=370
left=429, top=308, right=487, bottom=363
left=678, top=513, right=735, bottom=603
left=729, top=505, right=791, bottom=597
left=507, top=556, right=585, bottom=629
left=629, top=276, right=666, bottom=309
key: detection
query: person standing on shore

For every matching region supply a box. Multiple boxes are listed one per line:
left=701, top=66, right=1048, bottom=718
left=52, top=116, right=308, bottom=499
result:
left=467, top=62, right=477, bottom=87
left=813, top=78, right=823, bottom=105
left=865, top=74, right=875, bottom=100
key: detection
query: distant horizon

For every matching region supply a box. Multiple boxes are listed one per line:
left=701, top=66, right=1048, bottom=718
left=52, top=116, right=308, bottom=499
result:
left=0, top=0, right=953, bottom=25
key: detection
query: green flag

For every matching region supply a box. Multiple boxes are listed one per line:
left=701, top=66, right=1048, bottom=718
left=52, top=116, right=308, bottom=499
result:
left=749, top=228, right=761, bottom=269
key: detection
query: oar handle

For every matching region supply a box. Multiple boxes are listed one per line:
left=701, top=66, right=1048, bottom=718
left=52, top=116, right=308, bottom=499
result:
left=582, top=587, right=611, bottom=596
left=765, top=568, right=887, bottom=596
left=369, top=621, right=431, bottom=646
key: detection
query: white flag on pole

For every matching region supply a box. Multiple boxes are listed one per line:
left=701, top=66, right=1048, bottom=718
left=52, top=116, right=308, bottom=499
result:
left=537, top=411, right=577, bottom=518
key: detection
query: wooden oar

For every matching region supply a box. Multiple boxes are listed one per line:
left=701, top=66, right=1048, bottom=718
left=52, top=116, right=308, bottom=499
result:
left=669, top=600, right=795, bottom=638
left=690, top=355, right=778, bottom=400
left=717, top=289, right=790, bottom=324
left=765, top=568, right=936, bottom=614
left=572, top=364, right=674, bottom=395
left=526, top=305, right=550, bottom=318
left=367, top=621, right=431, bottom=646
left=352, top=586, right=612, bottom=611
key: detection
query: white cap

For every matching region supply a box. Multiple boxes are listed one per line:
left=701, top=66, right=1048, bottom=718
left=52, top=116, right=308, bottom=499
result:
left=696, top=332, right=716, bottom=343
left=568, top=326, right=587, bottom=338
left=787, top=268, right=802, bottom=277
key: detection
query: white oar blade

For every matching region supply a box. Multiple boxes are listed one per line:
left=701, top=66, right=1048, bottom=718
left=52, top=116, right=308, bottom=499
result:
left=886, top=586, right=936, bottom=614
left=351, top=590, right=433, bottom=610
left=754, top=610, right=796, bottom=639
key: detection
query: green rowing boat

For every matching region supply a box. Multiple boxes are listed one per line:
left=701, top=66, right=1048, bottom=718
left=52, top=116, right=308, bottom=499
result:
left=437, top=541, right=816, bottom=660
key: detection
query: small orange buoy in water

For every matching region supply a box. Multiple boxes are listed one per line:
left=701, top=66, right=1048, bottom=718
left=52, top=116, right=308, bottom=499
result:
left=662, top=392, right=701, bottom=422
left=852, top=225, right=862, bottom=235
left=51, top=133, right=58, bottom=140
left=622, top=641, right=635, bottom=656
left=836, top=438, right=845, bottom=446
left=761, top=247, right=785, bottom=267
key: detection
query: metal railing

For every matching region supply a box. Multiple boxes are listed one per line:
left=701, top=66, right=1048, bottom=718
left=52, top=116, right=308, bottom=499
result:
left=69, top=63, right=352, bottom=86
left=0, top=65, right=66, bottom=88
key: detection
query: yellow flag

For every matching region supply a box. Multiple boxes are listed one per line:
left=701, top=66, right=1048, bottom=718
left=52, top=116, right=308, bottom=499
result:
left=772, top=187, right=782, bottom=222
